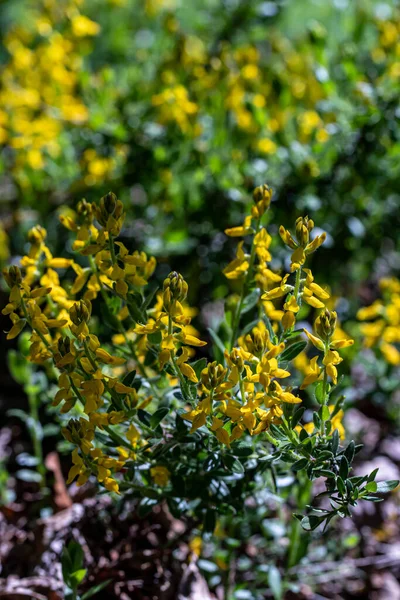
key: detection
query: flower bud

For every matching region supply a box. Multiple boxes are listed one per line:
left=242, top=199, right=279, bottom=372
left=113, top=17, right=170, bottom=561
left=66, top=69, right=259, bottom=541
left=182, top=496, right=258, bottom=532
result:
left=69, top=299, right=92, bottom=326
left=252, top=184, right=272, bottom=217
left=95, top=192, right=124, bottom=232
left=3, top=265, right=22, bottom=288
left=77, top=199, right=94, bottom=221
left=163, top=272, right=188, bottom=311
left=229, top=348, right=244, bottom=370
left=28, top=225, right=47, bottom=245
left=201, top=361, right=227, bottom=389
left=58, top=336, right=72, bottom=357
left=315, top=309, right=337, bottom=341
left=245, top=330, right=266, bottom=356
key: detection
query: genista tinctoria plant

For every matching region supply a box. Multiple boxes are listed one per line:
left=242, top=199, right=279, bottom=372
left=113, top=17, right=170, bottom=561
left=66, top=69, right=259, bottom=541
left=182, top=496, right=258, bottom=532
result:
left=3, top=187, right=398, bottom=532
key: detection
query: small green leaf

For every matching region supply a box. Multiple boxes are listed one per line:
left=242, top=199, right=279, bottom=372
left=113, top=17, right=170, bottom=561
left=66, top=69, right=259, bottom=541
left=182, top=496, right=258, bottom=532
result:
left=241, top=289, right=260, bottom=314
left=191, top=357, right=207, bottom=378
left=321, top=405, right=330, bottom=422
left=313, top=412, right=321, bottom=428
left=375, top=480, right=399, bottom=494
left=122, top=370, right=136, bottom=387
left=81, top=580, right=113, bottom=600
left=148, top=331, right=162, bottom=344
left=207, top=327, right=226, bottom=361
left=339, top=456, right=349, bottom=480
left=344, top=441, right=355, bottom=465
left=366, top=481, right=377, bottom=493
left=150, top=407, right=169, bottom=429
left=315, top=382, right=325, bottom=405
left=331, top=429, right=339, bottom=454
left=367, top=468, right=379, bottom=482
left=291, top=406, right=305, bottom=429
left=292, top=458, right=308, bottom=472
left=337, top=476, right=346, bottom=496
left=70, top=569, right=87, bottom=587
left=299, top=514, right=326, bottom=531
left=280, top=341, right=307, bottom=362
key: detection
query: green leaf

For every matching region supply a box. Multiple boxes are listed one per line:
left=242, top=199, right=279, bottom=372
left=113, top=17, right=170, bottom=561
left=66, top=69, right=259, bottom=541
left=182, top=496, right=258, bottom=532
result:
left=321, top=405, right=330, bottom=422
left=70, top=569, right=87, bottom=587
left=81, top=580, right=113, bottom=600
left=141, top=286, right=159, bottom=311
left=366, top=481, right=377, bottom=493
left=127, top=293, right=145, bottom=323
left=268, top=565, right=282, bottom=600
left=319, top=469, right=336, bottom=478
left=315, top=382, right=325, bottom=405
left=337, top=476, right=346, bottom=495
left=223, top=455, right=245, bottom=474
left=299, top=514, right=326, bottom=531
left=375, top=480, right=399, bottom=494
left=344, top=441, right=355, bottom=465
left=280, top=341, right=307, bottom=362
left=313, top=412, right=321, bottom=429
left=339, top=456, right=349, bottom=480
left=191, top=357, right=207, bottom=379
left=150, top=407, right=169, bottom=429
left=291, top=407, right=305, bottom=429
left=148, top=331, right=162, bottom=345
left=61, top=546, right=73, bottom=586
left=232, top=442, right=254, bottom=457
left=241, top=289, right=260, bottom=314
left=137, top=410, right=151, bottom=426
left=331, top=429, right=339, bottom=454
left=292, top=458, right=308, bottom=472
left=367, top=467, right=379, bottom=482
left=207, top=327, right=226, bottom=361
left=68, top=541, right=84, bottom=572
left=122, top=370, right=136, bottom=387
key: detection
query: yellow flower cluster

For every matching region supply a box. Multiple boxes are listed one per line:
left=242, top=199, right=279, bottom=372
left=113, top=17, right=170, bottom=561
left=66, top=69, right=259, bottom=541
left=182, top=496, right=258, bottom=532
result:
left=357, top=277, right=400, bottom=366
left=152, top=85, right=200, bottom=135
left=2, top=191, right=157, bottom=493
left=0, top=0, right=99, bottom=183
left=3, top=184, right=354, bottom=493
left=181, top=185, right=352, bottom=446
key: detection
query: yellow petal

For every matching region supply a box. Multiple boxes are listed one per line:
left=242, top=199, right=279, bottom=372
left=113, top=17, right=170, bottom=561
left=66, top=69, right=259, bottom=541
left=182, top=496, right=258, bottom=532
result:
left=7, top=319, right=26, bottom=340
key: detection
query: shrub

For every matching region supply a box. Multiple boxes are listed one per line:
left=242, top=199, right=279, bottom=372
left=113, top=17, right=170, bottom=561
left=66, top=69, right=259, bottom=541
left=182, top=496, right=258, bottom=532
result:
left=3, top=184, right=398, bottom=534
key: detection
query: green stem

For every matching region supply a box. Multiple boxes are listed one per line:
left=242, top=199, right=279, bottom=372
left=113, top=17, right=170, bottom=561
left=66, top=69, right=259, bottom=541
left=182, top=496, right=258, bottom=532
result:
left=238, top=372, right=246, bottom=404
left=293, top=266, right=302, bottom=301
left=109, top=233, right=117, bottom=265
left=264, top=430, right=279, bottom=448
left=229, top=218, right=261, bottom=350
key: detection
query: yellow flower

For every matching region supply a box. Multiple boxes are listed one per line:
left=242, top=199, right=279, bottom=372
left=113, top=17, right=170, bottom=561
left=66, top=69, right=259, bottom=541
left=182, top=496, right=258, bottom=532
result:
left=151, top=466, right=170, bottom=487
left=71, top=15, right=101, bottom=37
left=300, top=356, right=322, bottom=389
left=225, top=215, right=253, bottom=238
left=223, top=242, right=250, bottom=280
left=279, top=217, right=326, bottom=272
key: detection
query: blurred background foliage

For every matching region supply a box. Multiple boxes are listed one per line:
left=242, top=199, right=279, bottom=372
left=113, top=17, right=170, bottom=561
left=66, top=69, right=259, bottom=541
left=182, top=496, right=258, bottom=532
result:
left=1, top=0, right=400, bottom=302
